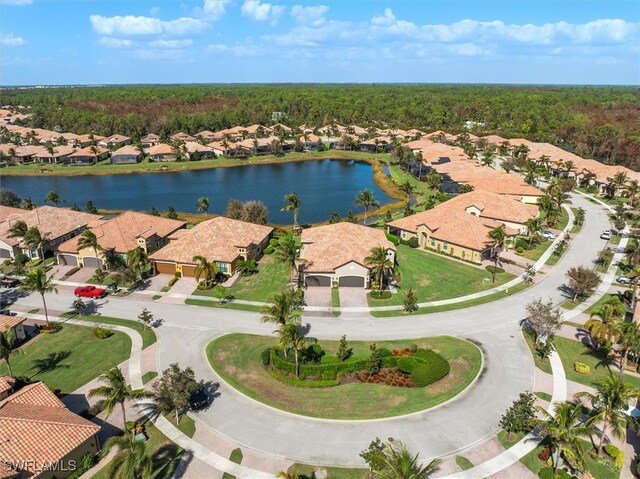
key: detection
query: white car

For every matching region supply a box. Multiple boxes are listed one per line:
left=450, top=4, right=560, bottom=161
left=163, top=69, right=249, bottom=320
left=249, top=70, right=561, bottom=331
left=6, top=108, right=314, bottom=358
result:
left=601, top=230, right=612, bottom=240
left=540, top=230, right=556, bottom=240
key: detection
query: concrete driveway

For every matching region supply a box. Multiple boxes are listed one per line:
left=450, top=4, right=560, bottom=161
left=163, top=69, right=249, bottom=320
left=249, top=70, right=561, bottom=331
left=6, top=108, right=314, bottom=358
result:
left=339, top=287, right=369, bottom=309
left=137, top=273, right=173, bottom=292
left=303, top=286, right=331, bottom=309
left=66, top=267, right=95, bottom=283
left=159, top=276, right=197, bottom=304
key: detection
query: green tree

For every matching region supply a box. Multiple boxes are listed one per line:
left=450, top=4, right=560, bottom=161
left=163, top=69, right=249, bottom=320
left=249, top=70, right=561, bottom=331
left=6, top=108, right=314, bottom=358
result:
left=137, top=308, right=153, bottom=331
left=524, top=217, right=544, bottom=247
left=166, top=205, right=178, bottom=219
left=7, top=220, right=28, bottom=240
left=0, top=189, right=21, bottom=207
left=0, top=328, right=18, bottom=379
left=100, top=434, right=152, bottom=479
left=72, top=298, right=86, bottom=318
left=85, top=200, right=98, bottom=214
left=126, top=247, right=149, bottom=281
left=365, top=246, right=394, bottom=293
left=276, top=323, right=312, bottom=378
left=499, top=391, right=536, bottom=438
left=486, top=226, right=507, bottom=283
left=260, top=290, right=299, bottom=326
left=360, top=437, right=441, bottom=479
left=576, top=374, right=640, bottom=456
left=19, top=267, right=57, bottom=324
left=337, top=335, right=353, bottom=362
left=566, top=266, right=600, bottom=301
left=535, top=401, right=595, bottom=476
left=44, top=191, right=60, bottom=206
left=328, top=211, right=341, bottom=224
left=24, top=226, right=49, bottom=259
left=21, top=197, right=37, bottom=210
left=197, top=196, right=209, bottom=218
left=153, top=362, right=201, bottom=424
left=403, top=288, right=418, bottom=313
left=354, top=189, right=380, bottom=225
left=77, top=229, right=101, bottom=267
left=584, top=296, right=625, bottom=347
left=192, top=255, right=218, bottom=288
left=282, top=192, right=302, bottom=230
left=89, top=367, right=153, bottom=428
left=367, top=343, right=382, bottom=375
left=213, top=284, right=229, bottom=303
left=274, top=235, right=299, bottom=287
left=625, top=240, right=640, bottom=268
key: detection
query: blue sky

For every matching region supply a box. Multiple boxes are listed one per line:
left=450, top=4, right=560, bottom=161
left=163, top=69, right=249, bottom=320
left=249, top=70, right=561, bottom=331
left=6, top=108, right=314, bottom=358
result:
left=2, top=0, right=639, bottom=85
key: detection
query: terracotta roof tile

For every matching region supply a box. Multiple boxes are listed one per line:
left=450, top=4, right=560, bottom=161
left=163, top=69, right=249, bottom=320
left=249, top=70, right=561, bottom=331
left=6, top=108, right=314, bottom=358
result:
left=0, top=315, right=25, bottom=332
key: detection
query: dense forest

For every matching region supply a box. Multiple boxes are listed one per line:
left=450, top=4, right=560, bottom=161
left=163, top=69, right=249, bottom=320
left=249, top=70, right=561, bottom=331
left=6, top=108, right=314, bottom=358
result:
left=2, top=84, right=639, bottom=169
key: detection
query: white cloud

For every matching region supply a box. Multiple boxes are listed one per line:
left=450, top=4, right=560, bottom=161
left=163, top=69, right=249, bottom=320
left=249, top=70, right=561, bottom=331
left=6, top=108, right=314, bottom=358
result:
left=206, top=43, right=230, bottom=52
left=148, top=39, right=193, bottom=48
left=241, top=0, right=285, bottom=24
left=291, top=5, right=329, bottom=26
left=1, top=34, right=26, bottom=46
left=98, top=37, right=133, bottom=48
left=0, top=0, right=32, bottom=5
left=90, top=14, right=207, bottom=37
left=200, top=0, right=231, bottom=20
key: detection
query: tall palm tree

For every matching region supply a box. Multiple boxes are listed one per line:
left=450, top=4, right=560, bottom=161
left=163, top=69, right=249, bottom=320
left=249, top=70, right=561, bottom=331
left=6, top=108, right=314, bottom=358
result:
left=368, top=439, right=441, bottom=479
left=20, top=197, right=36, bottom=210
left=535, top=401, right=595, bottom=475
left=282, top=192, right=302, bottom=230
left=538, top=194, right=559, bottom=226
left=44, top=191, right=60, bottom=205
left=354, top=189, right=380, bottom=225
left=524, top=217, right=544, bottom=247
left=365, top=246, right=394, bottom=293
left=575, top=374, right=640, bottom=456
left=625, top=239, right=640, bottom=268
left=398, top=181, right=416, bottom=199
left=607, top=172, right=628, bottom=199
left=89, top=367, right=153, bottom=429
left=77, top=229, right=101, bottom=266
left=126, top=247, right=149, bottom=281
left=619, top=321, right=640, bottom=372
left=486, top=226, right=507, bottom=283
left=274, top=236, right=299, bottom=287
left=192, top=255, right=218, bottom=288
left=626, top=180, right=640, bottom=208
left=24, top=227, right=48, bottom=260
left=197, top=196, right=209, bottom=218
left=100, top=432, right=152, bottom=479
left=7, top=220, right=28, bottom=239
left=584, top=297, right=625, bottom=347
left=0, top=328, right=18, bottom=379
left=276, top=322, right=312, bottom=377
left=260, top=290, right=300, bottom=326
left=19, top=267, right=57, bottom=324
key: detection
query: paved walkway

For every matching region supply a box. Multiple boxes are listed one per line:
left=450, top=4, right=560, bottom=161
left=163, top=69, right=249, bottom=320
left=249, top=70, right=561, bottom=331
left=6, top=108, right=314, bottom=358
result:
left=158, top=276, right=197, bottom=304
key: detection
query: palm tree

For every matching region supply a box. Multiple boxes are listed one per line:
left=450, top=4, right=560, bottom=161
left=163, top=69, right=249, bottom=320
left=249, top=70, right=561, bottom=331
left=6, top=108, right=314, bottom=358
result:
left=282, top=192, right=302, bottom=230
left=89, top=367, right=153, bottom=429
left=575, top=374, right=640, bottom=456
left=19, top=267, right=57, bottom=324
left=0, top=328, right=18, bottom=379
left=486, top=226, right=507, bottom=283
left=100, top=432, right=152, bottom=479
left=619, top=321, right=640, bottom=371
left=192, top=255, right=218, bottom=288
left=625, top=239, right=640, bottom=268
left=260, top=290, right=300, bottom=326
left=7, top=220, right=27, bottom=239
left=21, top=197, right=36, bottom=210
left=276, top=323, right=312, bottom=378
left=626, top=180, right=640, bottom=207
left=524, top=217, right=544, bottom=247
left=197, top=196, right=209, bottom=218
left=585, top=298, right=625, bottom=347
left=77, top=229, right=101, bottom=266
left=24, top=227, right=48, bottom=260
left=368, top=439, right=441, bottom=479
left=607, top=172, right=628, bottom=198
left=535, top=401, right=595, bottom=475
left=365, top=246, right=394, bottom=293
left=538, top=194, right=559, bottom=226
left=126, top=247, right=149, bottom=281
left=44, top=191, right=60, bottom=205
left=274, top=236, right=299, bottom=287
left=354, top=189, right=380, bottom=225
left=398, top=181, right=416, bottom=199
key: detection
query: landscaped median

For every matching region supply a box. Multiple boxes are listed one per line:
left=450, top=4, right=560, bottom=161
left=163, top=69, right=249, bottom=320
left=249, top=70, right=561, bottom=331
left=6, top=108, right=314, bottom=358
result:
left=206, top=333, right=482, bottom=420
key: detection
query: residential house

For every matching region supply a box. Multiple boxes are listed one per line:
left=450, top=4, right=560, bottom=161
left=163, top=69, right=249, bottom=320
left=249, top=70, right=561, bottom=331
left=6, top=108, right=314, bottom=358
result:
left=0, top=314, right=26, bottom=342
left=10, top=145, right=42, bottom=163
left=0, top=206, right=103, bottom=260
left=387, top=202, right=518, bottom=263
left=35, top=145, right=75, bottom=164
left=0, top=381, right=101, bottom=479
left=140, top=134, right=161, bottom=150
left=148, top=143, right=178, bottom=162
left=170, top=132, right=196, bottom=143
left=110, top=145, right=143, bottom=164
left=270, top=123, right=293, bottom=136
left=149, top=216, right=273, bottom=277
left=98, top=134, right=132, bottom=149
left=74, top=134, right=105, bottom=148
left=299, top=134, right=321, bottom=151
left=243, top=124, right=273, bottom=138
left=206, top=141, right=231, bottom=157
left=195, top=130, right=217, bottom=142
left=66, top=146, right=109, bottom=165
left=56, top=211, right=186, bottom=268
left=0, top=376, right=16, bottom=401
left=299, top=222, right=396, bottom=288
left=184, top=141, right=216, bottom=160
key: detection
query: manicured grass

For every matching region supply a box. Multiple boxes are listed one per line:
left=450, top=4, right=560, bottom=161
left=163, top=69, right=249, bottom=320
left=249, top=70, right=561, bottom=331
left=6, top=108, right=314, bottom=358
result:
left=207, top=334, right=482, bottom=420
left=62, top=313, right=157, bottom=349
left=455, top=456, right=474, bottom=471
left=192, top=255, right=289, bottom=302
left=142, top=371, right=158, bottom=384
left=331, top=288, right=340, bottom=309
left=534, top=391, right=552, bottom=402
left=371, top=281, right=530, bottom=317
left=0, top=324, right=130, bottom=395
left=523, top=330, right=552, bottom=375
left=585, top=293, right=623, bottom=315
left=164, top=412, right=196, bottom=438
left=92, top=419, right=184, bottom=479
left=222, top=448, right=243, bottom=479
left=286, top=464, right=367, bottom=479
left=184, top=298, right=262, bottom=312
left=368, top=245, right=515, bottom=307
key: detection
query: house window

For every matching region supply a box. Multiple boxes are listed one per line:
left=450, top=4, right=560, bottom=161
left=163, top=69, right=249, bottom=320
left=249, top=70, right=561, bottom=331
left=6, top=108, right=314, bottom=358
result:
left=216, top=262, right=229, bottom=273
left=443, top=242, right=448, bottom=251
left=401, top=231, right=407, bottom=240
left=430, top=239, right=435, bottom=247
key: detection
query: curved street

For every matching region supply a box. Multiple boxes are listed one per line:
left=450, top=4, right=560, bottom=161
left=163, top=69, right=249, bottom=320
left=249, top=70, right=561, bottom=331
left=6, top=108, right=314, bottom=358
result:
left=10, top=192, right=613, bottom=468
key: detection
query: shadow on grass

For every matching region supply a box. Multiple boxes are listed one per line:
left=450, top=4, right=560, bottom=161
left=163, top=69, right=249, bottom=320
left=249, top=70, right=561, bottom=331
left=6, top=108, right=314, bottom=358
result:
left=31, top=350, right=71, bottom=376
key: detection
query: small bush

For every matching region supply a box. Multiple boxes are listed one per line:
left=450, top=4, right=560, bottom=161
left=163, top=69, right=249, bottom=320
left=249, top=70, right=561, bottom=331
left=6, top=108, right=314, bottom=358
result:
left=604, top=444, right=624, bottom=469
left=39, top=322, right=62, bottom=334
left=14, top=254, right=28, bottom=266
left=516, top=246, right=525, bottom=255
left=93, top=327, right=113, bottom=339
left=385, top=233, right=400, bottom=246
left=269, top=238, right=278, bottom=247
left=174, top=271, right=182, bottom=278
left=378, top=348, right=393, bottom=357
left=26, top=258, right=43, bottom=268
left=574, top=362, right=590, bottom=375
left=411, top=349, right=450, bottom=387
left=196, top=281, right=214, bottom=290
left=485, top=265, right=505, bottom=274
left=537, top=468, right=570, bottom=479
left=407, top=236, right=419, bottom=248
left=260, top=348, right=271, bottom=366
left=2, top=259, right=11, bottom=266
left=396, top=356, right=418, bottom=374
left=167, top=276, right=178, bottom=288
left=264, top=245, right=274, bottom=255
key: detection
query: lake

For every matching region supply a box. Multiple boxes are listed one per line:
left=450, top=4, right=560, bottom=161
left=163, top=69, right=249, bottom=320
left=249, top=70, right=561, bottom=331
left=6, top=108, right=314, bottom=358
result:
left=2, top=159, right=393, bottom=224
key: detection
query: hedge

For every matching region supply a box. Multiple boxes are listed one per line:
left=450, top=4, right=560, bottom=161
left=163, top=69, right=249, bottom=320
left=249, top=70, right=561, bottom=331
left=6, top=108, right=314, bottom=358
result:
left=605, top=444, right=624, bottom=469
left=267, top=367, right=339, bottom=387
left=538, top=468, right=570, bottom=479
left=386, top=233, right=400, bottom=246
left=264, top=245, right=274, bottom=255
left=411, top=350, right=450, bottom=387
left=396, top=356, right=418, bottom=374
left=270, top=348, right=373, bottom=378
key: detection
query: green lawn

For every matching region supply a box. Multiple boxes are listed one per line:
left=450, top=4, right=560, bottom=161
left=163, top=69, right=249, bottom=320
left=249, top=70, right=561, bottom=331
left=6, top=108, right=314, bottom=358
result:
left=516, top=237, right=553, bottom=262
left=534, top=391, right=552, bottom=402
left=62, top=313, right=157, bottom=349
left=184, top=298, right=263, bottom=312
left=0, top=323, right=131, bottom=395
left=164, top=412, right=196, bottom=438
left=207, top=334, right=482, bottom=420
left=286, top=464, right=368, bottom=479
left=192, top=254, right=289, bottom=302
left=222, top=448, right=243, bottom=479
left=368, top=245, right=515, bottom=307
left=142, top=371, right=158, bottom=384
left=455, top=456, right=474, bottom=471
left=585, top=293, right=624, bottom=315
left=371, top=282, right=530, bottom=317
left=331, top=288, right=340, bottom=308
left=92, top=419, right=184, bottom=479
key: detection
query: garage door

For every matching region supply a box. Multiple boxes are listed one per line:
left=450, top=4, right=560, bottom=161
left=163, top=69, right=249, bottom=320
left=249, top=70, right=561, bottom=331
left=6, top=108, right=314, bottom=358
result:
left=181, top=265, right=196, bottom=277
left=58, top=254, right=78, bottom=266
left=305, top=275, right=331, bottom=287
left=0, top=248, right=12, bottom=259
left=338, top=276, right=365, bottom=287
left=154, top=262, right=176, bottom=275
left=83, top=257, right=103, bottom=269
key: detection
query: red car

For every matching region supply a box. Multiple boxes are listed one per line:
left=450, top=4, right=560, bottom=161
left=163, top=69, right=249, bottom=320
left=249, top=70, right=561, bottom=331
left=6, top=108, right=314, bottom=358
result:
left=74, top=285, right=107, bottom=299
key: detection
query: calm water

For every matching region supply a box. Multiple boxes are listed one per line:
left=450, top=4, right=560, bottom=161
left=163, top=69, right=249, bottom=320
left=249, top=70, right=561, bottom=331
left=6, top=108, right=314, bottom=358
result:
left=2, top=159, right=392, bottom=224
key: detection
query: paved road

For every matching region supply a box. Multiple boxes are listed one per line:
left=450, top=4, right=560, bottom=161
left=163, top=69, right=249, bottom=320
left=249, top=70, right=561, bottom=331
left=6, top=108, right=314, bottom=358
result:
left=8, top=193, right=612, bottom=467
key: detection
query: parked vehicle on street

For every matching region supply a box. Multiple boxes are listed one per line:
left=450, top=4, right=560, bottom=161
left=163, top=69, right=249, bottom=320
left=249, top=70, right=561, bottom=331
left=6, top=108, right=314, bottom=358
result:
left=601, top=230, right=612, bottom=240
left=190, top=387, right=209, bottom=410
left=74, top=285, right=107, bottom=299
left=540, top=230, right=556, bottom=240
left=617, top=275, right=632, bottom=284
